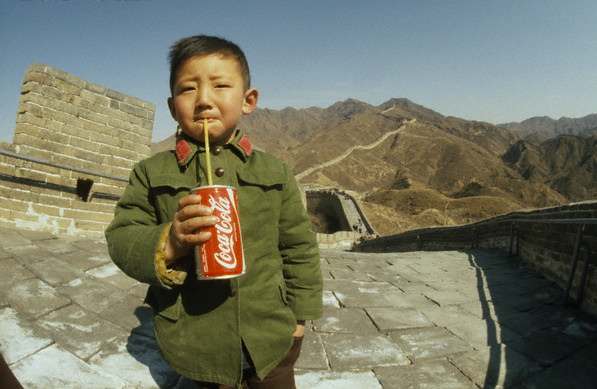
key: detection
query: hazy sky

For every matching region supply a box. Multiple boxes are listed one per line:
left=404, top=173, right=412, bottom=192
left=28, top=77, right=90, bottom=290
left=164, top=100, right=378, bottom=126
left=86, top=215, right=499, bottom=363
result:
left=1, top=0, right=596, bottom=143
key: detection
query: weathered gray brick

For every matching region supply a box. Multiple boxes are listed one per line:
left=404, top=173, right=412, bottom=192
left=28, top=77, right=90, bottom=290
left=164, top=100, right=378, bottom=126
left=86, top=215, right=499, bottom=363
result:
left=7, top=279, right=71, bottom=319
left=85, top=82, right=106, bottom=94
left=80, top=89, right=110, bottom=107
left=119, top=102, right=147, bottom=119
left=106, top=88, right=127, bottom=102
left=26, top=64, right=48, bottom=74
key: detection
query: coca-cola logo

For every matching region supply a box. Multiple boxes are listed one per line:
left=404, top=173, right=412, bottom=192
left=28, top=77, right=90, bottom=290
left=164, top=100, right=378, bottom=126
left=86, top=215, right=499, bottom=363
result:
left=208, top=194, right=237, bottom=269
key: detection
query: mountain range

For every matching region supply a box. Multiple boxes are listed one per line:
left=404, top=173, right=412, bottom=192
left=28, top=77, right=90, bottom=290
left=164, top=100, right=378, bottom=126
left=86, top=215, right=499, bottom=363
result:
left=499, top=114, right=597, bottom=143
left=152, top=98, right=595, bottom=235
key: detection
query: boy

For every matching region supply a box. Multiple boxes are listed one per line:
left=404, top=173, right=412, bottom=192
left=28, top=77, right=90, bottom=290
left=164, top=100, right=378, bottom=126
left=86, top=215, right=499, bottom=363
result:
left=105, top=35, right=322, bottom=388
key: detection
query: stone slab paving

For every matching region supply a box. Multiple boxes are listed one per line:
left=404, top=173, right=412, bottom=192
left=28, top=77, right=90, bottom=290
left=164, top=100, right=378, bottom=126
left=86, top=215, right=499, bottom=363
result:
left=10, top=344, right=131, bottom=388
left=0, top=258, right=36, bottom=307
left=0, top=307, right=53, bottom=365
left=89, top=332, right=180, bottom=388
left=321, top=333, right=410, bottom=369
left=35, top=304, right=125, bottom=360
left=374, top=360, right=476, bottom=389
left=366, top=307, right=433, bottom=331
left=295, top=327, right=328, bottom=370
left=295, top=371, right=383, bottom=388
left=1, top=227, right=597, bottom=388
left=6, top=278, right=71, bottom=319
left=448, top=345, right=537, bottom=389
left=389, top=326, right=473, bottom=362
left=314, top=307, right=379, bottom=334
left=25, top=257, right=85, bottom=286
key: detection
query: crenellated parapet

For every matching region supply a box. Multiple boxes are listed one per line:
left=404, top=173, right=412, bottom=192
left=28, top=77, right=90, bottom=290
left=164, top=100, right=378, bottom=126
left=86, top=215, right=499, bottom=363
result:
left=0, top=64, right=155, bottom=236
left=302, top=184, right=377, bottom=249
left=356, top=201, right=597, bottom=317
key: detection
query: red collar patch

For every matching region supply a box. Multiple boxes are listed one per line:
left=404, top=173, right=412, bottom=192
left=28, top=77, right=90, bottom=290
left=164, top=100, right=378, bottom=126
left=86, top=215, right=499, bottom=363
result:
left=175, top=138, right=192, bottom=165
left=238, top=135, right=253, bottom=157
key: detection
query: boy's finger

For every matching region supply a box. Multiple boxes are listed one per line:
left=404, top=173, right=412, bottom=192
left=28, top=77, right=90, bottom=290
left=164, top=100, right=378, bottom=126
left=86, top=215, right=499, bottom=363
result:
left=179, top=216, right=218, bottom=234
left=183, top=230, right=212, bottom=245
left=176, top=204, right=214, bottom=221
left=177, top=194, right=202, bottom=210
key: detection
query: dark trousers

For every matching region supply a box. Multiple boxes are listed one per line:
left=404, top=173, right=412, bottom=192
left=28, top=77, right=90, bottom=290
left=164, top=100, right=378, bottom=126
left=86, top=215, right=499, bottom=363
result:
left=194, top=336, right=303, bottom=389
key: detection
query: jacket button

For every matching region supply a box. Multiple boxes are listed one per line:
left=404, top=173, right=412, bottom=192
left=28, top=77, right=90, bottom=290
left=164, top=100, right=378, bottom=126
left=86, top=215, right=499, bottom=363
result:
left=215, top=167, right=225, bottom=177
left=213, top=146, right=222, bottom=155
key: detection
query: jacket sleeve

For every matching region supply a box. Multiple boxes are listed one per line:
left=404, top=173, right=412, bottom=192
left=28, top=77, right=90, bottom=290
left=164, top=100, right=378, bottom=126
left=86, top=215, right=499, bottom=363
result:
left=278, top=164, right=323, bottom=320
left=105, top=161, right=175, bottom=287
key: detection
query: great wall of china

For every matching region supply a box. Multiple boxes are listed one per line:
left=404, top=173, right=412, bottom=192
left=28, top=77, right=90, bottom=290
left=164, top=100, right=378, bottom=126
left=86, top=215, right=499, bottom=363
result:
left=0, top=64, right=372, bottom=246
left=1, top=64, right=596, bottom=318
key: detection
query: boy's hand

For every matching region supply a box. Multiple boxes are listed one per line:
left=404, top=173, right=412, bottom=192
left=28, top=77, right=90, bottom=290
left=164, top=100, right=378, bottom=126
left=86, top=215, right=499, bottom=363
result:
left=165, top=194, right=218, bottom=262
left=292, top=323, right=305, bottom=338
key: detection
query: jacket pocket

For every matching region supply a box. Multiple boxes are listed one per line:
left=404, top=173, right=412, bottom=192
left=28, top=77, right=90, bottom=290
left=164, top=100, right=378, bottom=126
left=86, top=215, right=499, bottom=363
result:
left=145, top=286, right=181, bottom=321
left=237, top=168, right=286, bottom=190
left=236, top=169, right=286, bottom=235
left=149, top=175, right=196, bottom=223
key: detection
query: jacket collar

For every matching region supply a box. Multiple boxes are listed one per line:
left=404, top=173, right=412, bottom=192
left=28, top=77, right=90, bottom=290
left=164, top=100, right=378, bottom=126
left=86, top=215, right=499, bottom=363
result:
left=175, top=128, right=253, bottom=167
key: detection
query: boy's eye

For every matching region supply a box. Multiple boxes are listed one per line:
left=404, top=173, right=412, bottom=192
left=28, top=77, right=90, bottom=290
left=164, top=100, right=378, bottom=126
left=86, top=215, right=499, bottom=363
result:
left=215, top=84, right=231, bottom=88
left=178, top=86, right=195, bottom=93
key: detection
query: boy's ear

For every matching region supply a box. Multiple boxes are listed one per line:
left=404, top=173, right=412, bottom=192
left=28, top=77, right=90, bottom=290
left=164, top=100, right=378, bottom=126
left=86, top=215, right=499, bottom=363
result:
left=167, top=97, right=177, bottom=120
left=242, top=88, right=259, bottom=115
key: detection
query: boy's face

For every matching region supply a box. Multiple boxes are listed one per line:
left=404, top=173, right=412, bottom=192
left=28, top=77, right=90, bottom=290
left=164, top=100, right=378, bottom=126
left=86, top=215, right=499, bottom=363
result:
left=168, top=54, right=258, bottom=145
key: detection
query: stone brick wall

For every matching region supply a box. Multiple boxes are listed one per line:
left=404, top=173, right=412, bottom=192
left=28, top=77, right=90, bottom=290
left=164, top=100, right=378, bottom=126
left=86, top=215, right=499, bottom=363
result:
left=305, top=187, right=377, bottom=237
left=356, top=201, right=597, bottom=317
left=306, top=191, right=351, bottom=233
left=316, top=231, right=360, bottom=250
left=0, top=64, right=155, bottom=236
left=0, top=151, right=124, bottom=235
left=14, top=64, right=153, bottom=178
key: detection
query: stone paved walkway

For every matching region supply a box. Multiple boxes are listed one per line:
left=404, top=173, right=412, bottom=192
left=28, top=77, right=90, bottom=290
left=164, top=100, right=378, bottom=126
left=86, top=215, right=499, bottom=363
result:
left=1, top=226, right=597, bottom=388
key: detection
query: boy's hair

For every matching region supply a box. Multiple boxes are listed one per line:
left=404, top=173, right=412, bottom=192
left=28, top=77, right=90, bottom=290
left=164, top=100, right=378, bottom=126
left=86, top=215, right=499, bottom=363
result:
left=168, top=35, right=251, bottom=94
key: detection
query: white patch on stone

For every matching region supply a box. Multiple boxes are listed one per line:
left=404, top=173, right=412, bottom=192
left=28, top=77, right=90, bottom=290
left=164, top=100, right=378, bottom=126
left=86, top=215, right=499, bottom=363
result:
left=86, top=263, right=120, bottom=279
left=88, top=254, right=111, bottom=263
left=11, top=344, right=129, bottom=388
left=334, top=336, right=408, bottom=365
left=322, top=291, right=340, bottom=308
left=66, top=219, right=78, bottom=236
left=69, top=309, right=87, bottom=320
left=12, top=280, right=56, bottom=300
left=25, top=203, right=35, bottom=216
left=0, top=308, right=53, bottom=364
left=67, top=278, right=83, bottom=287
left=324, top=317, right=340, bottom=328
left=59, top=208, right=64, bottom=217
left=89, top=337, right=179, bottom=388
left=296, top=371, right=382, bottom=389
left=358, top=287, right=380, bottom=294
left=15, top=202, right=60, bottom=235
left=40, top=319, right=100, bottom=334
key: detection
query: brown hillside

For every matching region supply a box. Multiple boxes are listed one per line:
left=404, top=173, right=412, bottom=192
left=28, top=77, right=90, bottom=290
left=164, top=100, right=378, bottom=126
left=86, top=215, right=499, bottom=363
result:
left=503, top=135, right=597, bottom=201
left=362, top=188, right=521, bottom=235
left=500, top=114, right=597, bottom=142
left=150, top=97, right=592, bottom=236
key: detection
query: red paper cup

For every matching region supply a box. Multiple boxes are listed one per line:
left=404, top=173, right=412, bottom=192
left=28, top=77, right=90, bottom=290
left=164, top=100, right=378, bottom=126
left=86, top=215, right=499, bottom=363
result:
left=192, top=185, right=246, bottom=280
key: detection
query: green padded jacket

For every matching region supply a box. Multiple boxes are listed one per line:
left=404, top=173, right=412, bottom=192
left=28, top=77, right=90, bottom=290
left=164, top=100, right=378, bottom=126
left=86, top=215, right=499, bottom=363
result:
left=105, top=130, right=322, bottom=387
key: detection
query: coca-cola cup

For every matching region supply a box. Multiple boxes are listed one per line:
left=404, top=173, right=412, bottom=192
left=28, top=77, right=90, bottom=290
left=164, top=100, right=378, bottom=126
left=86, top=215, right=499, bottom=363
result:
left=192, top=185, right=246, bottom=280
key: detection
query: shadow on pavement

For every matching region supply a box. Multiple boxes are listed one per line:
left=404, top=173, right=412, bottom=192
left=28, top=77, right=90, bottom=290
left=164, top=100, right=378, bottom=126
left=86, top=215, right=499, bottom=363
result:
left=126, top=306, right=182, bottom=388
left=465, top=249, right=597, bottom=389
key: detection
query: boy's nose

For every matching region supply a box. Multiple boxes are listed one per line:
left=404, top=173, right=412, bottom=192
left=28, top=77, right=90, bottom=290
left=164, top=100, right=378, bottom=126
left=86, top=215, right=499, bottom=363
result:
left=195, top=87, right=212, bottom=108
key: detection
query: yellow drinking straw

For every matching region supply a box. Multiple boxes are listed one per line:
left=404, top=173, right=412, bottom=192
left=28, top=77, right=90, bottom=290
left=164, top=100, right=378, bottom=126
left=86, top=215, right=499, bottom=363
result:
left=203, top=118, right=213, bottom=185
